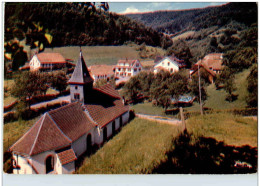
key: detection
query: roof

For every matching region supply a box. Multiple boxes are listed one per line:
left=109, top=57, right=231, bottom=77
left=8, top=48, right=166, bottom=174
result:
left=10, top=102, right=96, bottom=156
left=83, top=84, right=129, bottom=127
left=155, top=55, right=186, bottom=68
left=48, top=102, right=96, bottom=141
left=117, top=59, right=139, bottom=66
left=89, top=65, right=114, bottom=76
left=191, top=63, right=216, bottom=77
left=195, top=53, right=223, bottom=70
left=36, top=53, right=66, bottom=64
left=10, top=113, right=72, bottom=156
left=57, top=148, right=77, bottom=165
left=68, top=51, right=94, bottom=84
left=19, top=62, right=30, bottom=70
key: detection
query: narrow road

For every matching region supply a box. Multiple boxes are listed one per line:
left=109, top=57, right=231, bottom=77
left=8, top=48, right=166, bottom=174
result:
left=136, top=113, right=182, bottom=126
left=31, top=95, right=70, bottom=109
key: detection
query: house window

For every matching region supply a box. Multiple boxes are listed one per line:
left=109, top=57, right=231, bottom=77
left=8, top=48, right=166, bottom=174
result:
left=45, top=155, right=54, bottom=174
left=74, top=93, right=80, bottom=100
left=134, top=68, right=137, bottom=72
left=162, top=62, right=164, bottom=66
left=118, top=68, right=121, bottom=71
left=136, top=63, right=139, bottom=67
left=75, top=86, right=78, bottom=90
left=168, top=62, right=170, bottom=66
left=171, top=68, right=173, bottom=73
left=128, top=68, right=131, bottom=72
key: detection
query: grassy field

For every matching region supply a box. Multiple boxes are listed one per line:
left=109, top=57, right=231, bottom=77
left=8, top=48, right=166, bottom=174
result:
left=3, top=118, right=38, bottom=152
left=185, top=69, right=250, bottom=112
left=77, top=118, right=182, bottom=174
left=131, top=102, right=166, bottom=116
left=4, top=79, right=17, bottom=106
left=43, top=45, right=165, bottom=66
left=186, top=113, right=257, bottom=147
left=171, top=31, right=195, bottom=42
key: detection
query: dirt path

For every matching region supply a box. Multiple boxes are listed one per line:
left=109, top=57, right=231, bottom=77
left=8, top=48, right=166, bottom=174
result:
left=136, top=113, right=182, bottom=126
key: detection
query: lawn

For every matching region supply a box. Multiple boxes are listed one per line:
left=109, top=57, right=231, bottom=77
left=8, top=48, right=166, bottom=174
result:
left=131, top=102, right=166, bottom=116
left=4, top=79, right=17, bottom=106
left=43, top=45, right=165, bottom=66
left=186, top=113, right=257, bottom=147
left=76, top=118, right=182, bottom=174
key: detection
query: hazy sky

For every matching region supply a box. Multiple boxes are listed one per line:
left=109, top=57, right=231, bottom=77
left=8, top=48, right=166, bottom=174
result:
left=109, top=2, right=227, bottom=14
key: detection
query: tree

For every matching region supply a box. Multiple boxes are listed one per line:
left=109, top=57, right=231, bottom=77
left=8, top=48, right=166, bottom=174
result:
left=123, top=76, right=142, bottom=104
left=246, top=65, right=257, bottom=107
left=51, top=70, right=68, bottom=94
left=189, top=74, right=207, bottom=104
left=11, top=71, right=41, bottom=109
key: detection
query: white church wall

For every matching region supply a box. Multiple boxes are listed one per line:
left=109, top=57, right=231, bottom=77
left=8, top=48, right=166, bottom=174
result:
left=12, top=154, right=33, bottom=174
left=72, top=134, right=87, bottom=157
left=115, top=117, right=120, bottom=131
left=122, top=111, right=130, bottom=125
left=62, top=162, right=75, bottom=174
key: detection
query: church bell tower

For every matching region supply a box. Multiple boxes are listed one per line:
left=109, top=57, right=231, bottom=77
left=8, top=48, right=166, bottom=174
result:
left=68, top=49, right=94, bottom=103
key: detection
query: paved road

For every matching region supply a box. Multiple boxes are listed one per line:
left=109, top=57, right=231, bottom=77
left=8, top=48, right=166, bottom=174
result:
left=31, top=95, right=71, bottom=109
left=136, top=113, right=182, bottom=126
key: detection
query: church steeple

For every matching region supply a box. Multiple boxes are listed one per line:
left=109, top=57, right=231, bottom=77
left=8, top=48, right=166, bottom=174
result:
left=68, top=50, right=94, bottom=103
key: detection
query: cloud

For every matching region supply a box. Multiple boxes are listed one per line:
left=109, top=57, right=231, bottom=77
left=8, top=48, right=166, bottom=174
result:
left=121, top=7, right=140, bottom=13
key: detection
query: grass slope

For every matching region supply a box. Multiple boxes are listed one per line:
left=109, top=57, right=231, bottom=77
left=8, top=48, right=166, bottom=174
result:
left=187, top=113, right=257, bottom=147
left=131, top=102, right=166, bottom=116
left=4, top=118, right=38, bottom=152
left=43, top=45, right=165, bottom=66
left=77, top=118, right=181, bottom=174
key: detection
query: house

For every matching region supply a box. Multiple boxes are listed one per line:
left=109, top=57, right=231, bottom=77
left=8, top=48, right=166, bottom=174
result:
left=114, top=59, right=142, bottom=78
left=88, top=65, right=114, bottom=82
left=190, top=53, right=224, bottom=83
left=194, top=53, right=224, bottom=74
left=154, top=55, right=186, bottom=73
left=29, top=53, right=74, bottom=71
left=10, top=51, right=130, bottom=174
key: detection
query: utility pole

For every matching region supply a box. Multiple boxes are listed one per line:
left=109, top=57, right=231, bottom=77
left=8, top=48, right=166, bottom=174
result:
left=198, top=62, right=203, bottom=115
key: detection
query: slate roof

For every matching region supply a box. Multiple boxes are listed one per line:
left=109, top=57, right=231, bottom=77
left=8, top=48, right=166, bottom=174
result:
left=36, top=53, right=66, bottom=64
left=10, top=102, right=96, bottom=156
left=57, top=148, right=77, bottom=165
left=68, top=51, right=94, bottom=84
left=83, top=84, right=129, bottom=127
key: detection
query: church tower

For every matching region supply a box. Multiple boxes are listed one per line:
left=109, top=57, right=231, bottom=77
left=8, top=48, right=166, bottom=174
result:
left=68, top=50, right=94, bottom=103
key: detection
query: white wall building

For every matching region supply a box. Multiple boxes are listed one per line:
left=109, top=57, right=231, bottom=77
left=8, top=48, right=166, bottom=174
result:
left=154, top=56, right=186, bottom=73
left=10, top=51, right=130, bottom=174
left=114, top=59, right=142, bottom=78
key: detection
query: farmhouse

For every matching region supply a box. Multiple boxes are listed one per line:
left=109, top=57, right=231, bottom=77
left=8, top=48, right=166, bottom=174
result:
left=89, top=65, right=114, bottom=82
left=10, top=51, right=130, bottom=174
left=114, top=59, right=142, bottom=78
left=190, top=53, right=224, bottom=83
left=29, top=52, right=74, bottom=71
left=154, top=55, right=186, bottom=73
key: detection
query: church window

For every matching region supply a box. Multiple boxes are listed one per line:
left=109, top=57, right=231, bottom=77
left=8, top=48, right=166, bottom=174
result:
left=74, top=93, right=80, bottom=100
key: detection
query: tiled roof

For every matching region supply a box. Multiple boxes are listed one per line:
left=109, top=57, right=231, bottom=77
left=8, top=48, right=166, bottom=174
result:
left=196, top=53, right=223, bottom=70
left=68, top=51, right=94, bottom=84
left=10, top=102, right=96, bottom=156
left=57, top=148, right=77, bottom=165
left=191, top=63, right=216, bottom=77
left=155, top=55, right=186, bottom=67
left=36, top=53, right=66, bottom=64
left=10, top=113, right=72, bottom=156
left=84, top=84, right=129, bottom=127
left=49, top=102, right=96, bottom=141
left=89, top=65, right=114, bottom=76
left=117, top=59, right=138, bottom=66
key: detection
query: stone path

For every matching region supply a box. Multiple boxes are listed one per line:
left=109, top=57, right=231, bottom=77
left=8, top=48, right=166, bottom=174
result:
left=136, top=113, right=182, bottom=126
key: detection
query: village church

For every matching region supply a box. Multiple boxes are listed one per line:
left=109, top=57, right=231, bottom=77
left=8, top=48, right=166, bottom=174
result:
left=10, top=51, right=130, bottom=174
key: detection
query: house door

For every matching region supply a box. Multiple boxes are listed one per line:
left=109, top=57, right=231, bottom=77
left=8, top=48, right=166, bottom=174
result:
left=103, top=127, right=107, bottom=142
left=112, top=121, right=115, bottom=135
left=45, top=156, right=54, bottom=174
left=87, top=134, right=92, bottom=153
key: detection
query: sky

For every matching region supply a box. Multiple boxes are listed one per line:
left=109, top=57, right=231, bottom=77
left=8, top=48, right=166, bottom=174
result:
left=109, top=2, right=227, bottom=14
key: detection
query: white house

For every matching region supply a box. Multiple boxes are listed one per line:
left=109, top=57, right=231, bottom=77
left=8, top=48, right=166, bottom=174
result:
left=114, top=59, right=142, bottom=78
left=10, top=51, right=130, bottom=174
left=154, top=56, right=186, bottom=73
left=29, top=53, right=67, bottom=71
left=88, top=65, right=114, bottom=82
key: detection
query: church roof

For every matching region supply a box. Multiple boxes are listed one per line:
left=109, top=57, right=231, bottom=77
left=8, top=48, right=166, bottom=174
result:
left=10, top=102, right=96, bottom=156
left=68, top=51, right=94, bottom=84
left=83, top=84, right=129, bottom=127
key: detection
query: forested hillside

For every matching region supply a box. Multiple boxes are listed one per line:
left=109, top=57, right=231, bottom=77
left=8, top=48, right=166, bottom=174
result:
left=4, top=2, right=172, bottom=48
left=126, top=3, right=257, bottom=35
